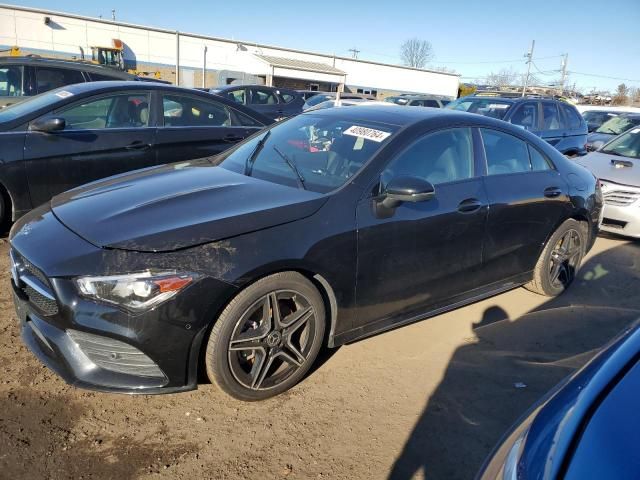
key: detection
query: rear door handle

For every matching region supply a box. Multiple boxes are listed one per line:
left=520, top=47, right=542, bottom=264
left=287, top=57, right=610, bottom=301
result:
left=457, top=198, right=483, bottom=213
left=125, top=141, right=151, bottom=151
left=544, top=187, right=563, bottom=198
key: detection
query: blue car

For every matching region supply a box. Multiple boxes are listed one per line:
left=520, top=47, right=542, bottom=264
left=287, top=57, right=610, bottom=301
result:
left=477, top=320, right=640, bottom=479
left=447, top=94, right=587, bottom=156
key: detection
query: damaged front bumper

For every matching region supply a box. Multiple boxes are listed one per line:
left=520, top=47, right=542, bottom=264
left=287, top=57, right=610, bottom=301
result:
left=10, top=205, right=238, bottom=394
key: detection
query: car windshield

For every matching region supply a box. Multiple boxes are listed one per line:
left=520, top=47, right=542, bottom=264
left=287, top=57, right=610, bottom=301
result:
left=217, top=113, right=398, bottom=193
left=600, top=127, right=640, bottom=159
left=0, top=87, right=68, bottom=123
left=446, top=97, right=512, bottom=120
left=595, top=115, right=640, bottom=135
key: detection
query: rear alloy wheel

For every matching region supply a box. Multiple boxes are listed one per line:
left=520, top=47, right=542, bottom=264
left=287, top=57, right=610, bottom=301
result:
left=525, top=219, right=585, bottom=297
left=205, top=272, right=325, bottom=400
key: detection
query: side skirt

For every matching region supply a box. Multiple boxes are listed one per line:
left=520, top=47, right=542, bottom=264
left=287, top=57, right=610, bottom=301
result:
left=332, top=271, right=532, bottom=346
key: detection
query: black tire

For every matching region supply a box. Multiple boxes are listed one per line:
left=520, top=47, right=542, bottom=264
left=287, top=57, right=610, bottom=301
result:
left=525, top=219, right=586, bottom=297
left=205, top=271, right=326, bottom=401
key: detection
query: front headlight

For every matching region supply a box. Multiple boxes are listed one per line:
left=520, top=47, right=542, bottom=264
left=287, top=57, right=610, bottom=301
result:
left=76, top=271, right=198, bottom=312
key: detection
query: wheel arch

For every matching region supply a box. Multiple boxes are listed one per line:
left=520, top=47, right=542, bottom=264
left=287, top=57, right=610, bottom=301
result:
left=195, top=265, right=340, bottom=384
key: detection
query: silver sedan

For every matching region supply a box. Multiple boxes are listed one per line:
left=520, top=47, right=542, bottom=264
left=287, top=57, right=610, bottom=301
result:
left=577, top=127, right=640, bottom=238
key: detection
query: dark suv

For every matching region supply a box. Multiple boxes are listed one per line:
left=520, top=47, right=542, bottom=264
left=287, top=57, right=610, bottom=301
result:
left=446, top=94, right=588, bottom=156
left=0, top=56, right=145, bottom=108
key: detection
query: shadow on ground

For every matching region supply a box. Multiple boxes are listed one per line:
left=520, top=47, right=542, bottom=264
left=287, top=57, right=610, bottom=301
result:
left=389, top=240, right=640, bottom=480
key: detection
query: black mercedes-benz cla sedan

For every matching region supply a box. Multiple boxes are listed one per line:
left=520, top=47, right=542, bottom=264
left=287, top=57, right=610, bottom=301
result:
left=10, top=105, right=603, bottom=401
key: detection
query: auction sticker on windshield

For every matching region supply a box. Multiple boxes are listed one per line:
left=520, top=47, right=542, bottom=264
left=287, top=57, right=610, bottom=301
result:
left=344, top=125, right=392, bottom=143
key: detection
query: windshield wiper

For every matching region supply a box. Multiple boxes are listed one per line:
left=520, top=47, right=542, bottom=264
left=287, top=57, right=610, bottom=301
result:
left=244, top=130, right=271, bottom=176
left=272, top=145, right=306, bottom=190
left=603, top=150, right=624, bottom=157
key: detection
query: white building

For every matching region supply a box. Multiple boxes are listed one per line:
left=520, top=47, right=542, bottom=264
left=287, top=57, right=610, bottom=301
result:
left=0, top=4, right=460, bottom=98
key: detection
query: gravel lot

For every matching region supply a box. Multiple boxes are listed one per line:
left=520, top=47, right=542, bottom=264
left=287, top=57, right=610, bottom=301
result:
left=1, top=235, right=639, bottom=480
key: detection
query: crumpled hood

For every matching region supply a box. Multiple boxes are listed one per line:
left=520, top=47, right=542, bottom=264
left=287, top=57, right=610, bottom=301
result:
left=576, top=151, right=640, bottom=187
left=51, top=160, right=326, bottom=252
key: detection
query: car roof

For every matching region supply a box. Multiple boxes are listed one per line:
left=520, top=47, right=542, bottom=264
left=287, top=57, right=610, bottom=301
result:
left=302, top=103, right=512, bottom=128
left=0, top=56, right=135, bottom=77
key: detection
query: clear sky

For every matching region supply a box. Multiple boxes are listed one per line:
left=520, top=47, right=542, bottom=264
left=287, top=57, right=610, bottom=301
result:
left=10, top=0, right=640, bottom=93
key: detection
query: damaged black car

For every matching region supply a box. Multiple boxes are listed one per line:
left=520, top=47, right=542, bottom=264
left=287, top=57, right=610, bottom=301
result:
left=10, top=105, right=602, bottom=400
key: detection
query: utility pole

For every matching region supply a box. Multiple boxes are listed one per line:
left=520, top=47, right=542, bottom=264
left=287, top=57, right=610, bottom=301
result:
left=522, top=40, right=535, bottom=97
left=560, top=53, right=568, bottom=96
left=111, top=9, right=116, bottom=21
left=348, top=48, right=360, bottom=60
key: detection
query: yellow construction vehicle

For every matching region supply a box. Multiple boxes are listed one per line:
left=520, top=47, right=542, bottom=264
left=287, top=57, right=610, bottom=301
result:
left=89, top=38, right=125, bottom=70
left=89, top=39, right=163, bottom=79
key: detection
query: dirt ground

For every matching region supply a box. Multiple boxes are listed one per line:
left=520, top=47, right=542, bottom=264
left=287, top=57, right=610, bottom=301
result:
left=1, top=235, right=639, bottom=480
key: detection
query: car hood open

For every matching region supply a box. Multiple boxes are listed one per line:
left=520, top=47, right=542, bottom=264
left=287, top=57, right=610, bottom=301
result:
left=51, top=160, right=327, bottom=252
left=577, top=151, right=640, bottom=187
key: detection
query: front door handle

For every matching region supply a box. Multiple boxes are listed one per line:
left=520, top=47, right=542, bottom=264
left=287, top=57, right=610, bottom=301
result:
left=457, top=198, right=482, bottom=213
left=125, top=141, right=151, bottom=151
left=544, top=186, right=563, bottom=198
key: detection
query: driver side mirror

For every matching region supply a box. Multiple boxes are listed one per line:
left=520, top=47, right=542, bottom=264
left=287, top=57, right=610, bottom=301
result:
left=381, top=175, right=436, bottom=209
left=30, top=117, right=66, bottom=133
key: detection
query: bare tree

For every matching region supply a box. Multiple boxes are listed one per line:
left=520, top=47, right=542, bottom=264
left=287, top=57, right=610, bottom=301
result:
left=485, top=68, right=519, bottom=88
left=612, top=83, right=630, bottom=105
left=400, top=38, right=434, bottom=69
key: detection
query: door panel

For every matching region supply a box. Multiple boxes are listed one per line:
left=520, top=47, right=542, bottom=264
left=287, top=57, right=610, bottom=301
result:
left=156, top=93, right=261, bottom=165
left=479, top=128, right=570, bottom=283
left=24, top=92, right=157, bottom=207
left=354, top=127, right=487, bottom=329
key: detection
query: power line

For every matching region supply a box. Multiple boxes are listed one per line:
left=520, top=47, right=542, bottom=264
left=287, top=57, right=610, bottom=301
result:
left=568, top=71, right=640, bottom=83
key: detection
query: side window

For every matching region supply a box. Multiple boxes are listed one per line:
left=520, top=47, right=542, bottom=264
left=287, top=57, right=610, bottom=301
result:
left=0, top=66, right=24, bottom=96
left=542, top=103, right=561, bottom=130
left=559, top=103, right=582, bottom=130
left=382, top=128, right=474, bottom=186
left=163, top=94, right=231, bottom=127
left=250, top=89, right=277, bottom=105
left=233, top=109, right=263, bottom=127
left=510, top=102, right=538, bottom=130
left=57, top=94, right=150, bottom=130
left=226, top=89, right=246, bottom=105
left=481, top=129, right=530, bottom=175
left=529, top=145, right=553, bottom=171
left=409, top=100, right=423, bottom=106
left=35, top=67, right=85, bottom=94
left=424, top=100, right=440, bottom=108
left=280, top=92, right=295, bottom=103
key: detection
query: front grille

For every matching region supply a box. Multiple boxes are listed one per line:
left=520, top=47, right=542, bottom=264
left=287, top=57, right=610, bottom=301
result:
left=11, top=249, right=59, bottom=316
left=604, top=190, right=640, bottom=207
left=67, top=329, right=166, bottom=379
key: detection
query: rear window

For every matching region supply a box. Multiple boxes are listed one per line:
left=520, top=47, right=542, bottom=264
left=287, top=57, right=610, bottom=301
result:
left=559, top=103, right=583, bottom=130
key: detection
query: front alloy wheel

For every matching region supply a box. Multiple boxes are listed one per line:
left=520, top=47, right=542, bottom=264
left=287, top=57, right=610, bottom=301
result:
left=206, top=272, right=325, bottom=400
